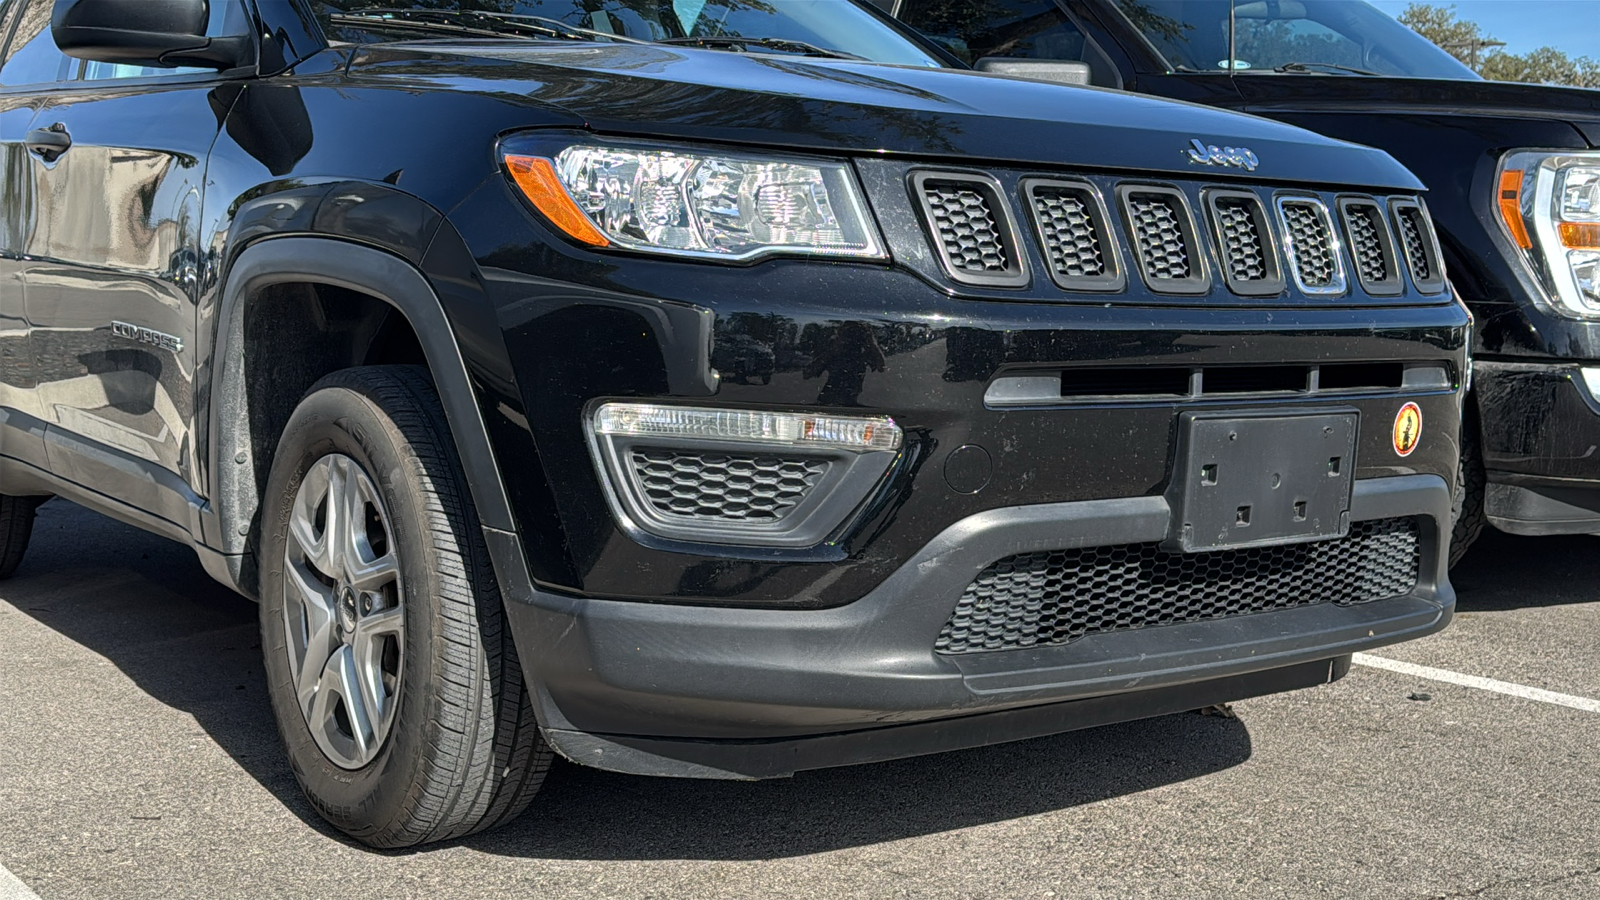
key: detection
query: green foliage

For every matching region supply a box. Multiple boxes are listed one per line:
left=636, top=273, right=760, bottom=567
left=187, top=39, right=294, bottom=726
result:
left=1398, top=2, right=1600, bottom=88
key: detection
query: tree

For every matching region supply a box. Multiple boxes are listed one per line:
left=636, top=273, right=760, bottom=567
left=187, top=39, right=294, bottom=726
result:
left=1398, top=3, right=1600, bottom=89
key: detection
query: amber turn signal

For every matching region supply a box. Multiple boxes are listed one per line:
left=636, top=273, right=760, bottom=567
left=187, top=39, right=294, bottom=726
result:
left=1498, top=169, right=1532, bottom=250
left=504, top=155, right=610, bottom=247
left=1560, top=222, right=1600, bottom=250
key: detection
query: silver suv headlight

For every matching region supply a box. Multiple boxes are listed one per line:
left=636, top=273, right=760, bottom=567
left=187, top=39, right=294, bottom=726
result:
left=501, top=137, right=886, bottom=263
left=1497, top=150, right=1600, bottom=318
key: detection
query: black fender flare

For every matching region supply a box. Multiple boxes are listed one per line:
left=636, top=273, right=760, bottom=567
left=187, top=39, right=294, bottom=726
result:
left=207, top=235, right=537, bottom=602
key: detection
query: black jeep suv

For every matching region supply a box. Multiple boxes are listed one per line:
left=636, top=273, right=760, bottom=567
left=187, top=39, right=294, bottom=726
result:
left=0, top=0, right=1466, bottom=847
left=879, top=0, right=1600, bottom=559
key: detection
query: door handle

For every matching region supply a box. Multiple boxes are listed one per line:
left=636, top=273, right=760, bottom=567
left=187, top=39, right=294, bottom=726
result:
left=24, top=124, right=71, bottom=161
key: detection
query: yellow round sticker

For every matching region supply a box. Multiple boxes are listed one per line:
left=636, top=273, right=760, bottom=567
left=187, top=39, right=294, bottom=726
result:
left=1393, top=402, right=1422, bottom=457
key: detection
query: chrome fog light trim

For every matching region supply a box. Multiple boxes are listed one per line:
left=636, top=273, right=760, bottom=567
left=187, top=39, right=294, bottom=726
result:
left=586, top=403, right=902, bottom=550
left=1581, top=367, right=1600, bottom=403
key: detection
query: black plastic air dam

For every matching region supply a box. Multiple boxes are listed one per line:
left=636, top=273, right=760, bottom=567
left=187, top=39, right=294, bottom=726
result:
left=501, top=475, right=1453, bottom=777
left=542, top=656, right=1350, bottom=780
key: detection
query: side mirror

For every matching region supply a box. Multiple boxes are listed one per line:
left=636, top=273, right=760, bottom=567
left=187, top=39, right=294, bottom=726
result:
left=974, top=57, right=1093, bottom=87
left=52, top=0, right=252, bottom=71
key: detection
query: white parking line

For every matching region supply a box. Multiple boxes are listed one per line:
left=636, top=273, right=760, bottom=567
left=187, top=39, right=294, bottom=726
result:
left=1353, top=653, right=1600, bottom=714
left=0, top=861, right=40, bottom=900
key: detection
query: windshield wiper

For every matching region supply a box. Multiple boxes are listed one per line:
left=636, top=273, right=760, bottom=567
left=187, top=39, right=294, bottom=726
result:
left=1271, top=61, right=1381, bottom=76
left=329, top=9, right=647, bottom=44
left=657, top=36, right=865, bottom=61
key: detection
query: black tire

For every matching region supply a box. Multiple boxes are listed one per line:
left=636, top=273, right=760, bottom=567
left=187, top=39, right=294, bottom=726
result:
left=1449, top=402, right=1487, bottom=569
left=259, top=365, right=550, bottom=848
left=0, top=494, right=39, bottom=579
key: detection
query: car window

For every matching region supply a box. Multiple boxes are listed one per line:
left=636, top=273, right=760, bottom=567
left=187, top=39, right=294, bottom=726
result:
left=0, top=0, right=74, bottom=87
left=313, top=1, right=943, bottom=67
left=1107, top=0, right=1478, bottom=79
left=895, top=0, right=1087, bottom=66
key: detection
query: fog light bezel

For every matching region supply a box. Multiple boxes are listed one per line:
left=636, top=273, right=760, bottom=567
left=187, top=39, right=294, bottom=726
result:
left=585, top=402, right=903, bottom=550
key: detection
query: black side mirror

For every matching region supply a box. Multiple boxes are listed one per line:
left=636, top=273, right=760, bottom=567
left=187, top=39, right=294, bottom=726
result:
left=52, top=0, right=253, bottom=71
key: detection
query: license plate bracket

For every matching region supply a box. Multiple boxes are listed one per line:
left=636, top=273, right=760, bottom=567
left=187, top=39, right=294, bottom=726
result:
left=1166, top=410, right=1358, bottom=553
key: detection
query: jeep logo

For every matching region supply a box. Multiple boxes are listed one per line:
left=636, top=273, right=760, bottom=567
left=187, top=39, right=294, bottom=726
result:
left=1185, top=139, right=1260, bottom=172
left=111, top=321, right=183, bottom=354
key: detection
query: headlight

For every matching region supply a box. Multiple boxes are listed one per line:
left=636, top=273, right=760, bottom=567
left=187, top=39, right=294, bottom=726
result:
left=1497, top=150, right=1600, bottom=317
left=502, top=139, right=885, bottom=263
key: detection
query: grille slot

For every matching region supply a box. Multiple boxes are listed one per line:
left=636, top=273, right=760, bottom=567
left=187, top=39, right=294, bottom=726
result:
left=934, top=517, right=1422, bottom=654
left=1207, top=190, right=1284, bottom=296
left=1338, top=199, right=1403, bottom=295
left=629, top=449, right=828, bottom=521
left=1119, top=186, right=1208, bottom=293
left=913, top=173, right=1028, bottom=287
left=1393, top=200, right=1445, bottom=292
left=1277, top=198, right=1347, bottom=295
left=1024, top=179, right=1123, bottom=292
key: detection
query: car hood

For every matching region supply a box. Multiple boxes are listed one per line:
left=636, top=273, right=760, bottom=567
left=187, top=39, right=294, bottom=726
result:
left=1233, top=75, right=1600, bottom=146
left=344, top=42, right=1422, bottom=190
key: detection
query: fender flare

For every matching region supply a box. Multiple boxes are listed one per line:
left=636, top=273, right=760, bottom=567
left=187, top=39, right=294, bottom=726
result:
left=208, top=236, right=537, bottom=601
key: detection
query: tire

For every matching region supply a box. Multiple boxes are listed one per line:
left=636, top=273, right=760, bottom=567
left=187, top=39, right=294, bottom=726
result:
left=0, top=494, right=39, bottom=579
left=1449, top=402, right=1487, bottom=569
left=259, top=365, right=550, bottom=848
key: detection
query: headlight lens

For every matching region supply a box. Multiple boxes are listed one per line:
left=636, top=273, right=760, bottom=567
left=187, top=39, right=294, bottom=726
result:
left=1498, top=151, right=1600, bottom=317
left=504, top=142, right=885, bottom=263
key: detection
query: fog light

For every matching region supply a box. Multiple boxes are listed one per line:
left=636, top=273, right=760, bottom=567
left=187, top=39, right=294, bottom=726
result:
left=1581, top=367, right=1600, bottom=403
left=586, top=403, right=902, bottom=550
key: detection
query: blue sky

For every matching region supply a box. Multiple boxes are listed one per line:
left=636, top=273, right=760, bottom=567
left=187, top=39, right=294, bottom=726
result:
left=1369, top=1, right=1600, bottom=61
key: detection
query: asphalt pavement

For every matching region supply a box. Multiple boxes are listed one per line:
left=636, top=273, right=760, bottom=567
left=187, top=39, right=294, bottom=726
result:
left=1, top=500, right=1597, bottom=899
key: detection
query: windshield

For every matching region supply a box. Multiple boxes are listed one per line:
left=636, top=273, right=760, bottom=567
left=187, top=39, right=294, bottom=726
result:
left=312, top=1, right=943, bottom=66
left=1109, top=0, right=1479, bottom=79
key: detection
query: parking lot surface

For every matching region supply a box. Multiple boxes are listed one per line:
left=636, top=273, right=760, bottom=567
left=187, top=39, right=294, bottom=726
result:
left=1, top=500, right=1597, bottom=899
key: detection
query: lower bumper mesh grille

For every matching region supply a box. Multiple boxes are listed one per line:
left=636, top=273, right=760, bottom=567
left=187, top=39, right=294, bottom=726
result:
left=630, top=449, right=828, bottom=521
left=934, top=517, right=1422, bottom=655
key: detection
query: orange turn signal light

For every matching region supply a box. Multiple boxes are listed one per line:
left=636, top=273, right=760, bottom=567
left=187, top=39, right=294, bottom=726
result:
left=1498, top=169, right=1532, bottom=250
left=504, top=155, right=610, bottom=247
left=1560, top=222, right=1600, bottom=250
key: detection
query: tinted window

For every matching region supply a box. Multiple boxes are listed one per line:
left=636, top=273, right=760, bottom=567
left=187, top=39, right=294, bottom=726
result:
left=1108, top=0, right=1478, bottom=79
left=312, top=0, right=942, bottom=67
left=0, top=0, right=73, bottom=87
left=896, top=0, right=1086, bottom=66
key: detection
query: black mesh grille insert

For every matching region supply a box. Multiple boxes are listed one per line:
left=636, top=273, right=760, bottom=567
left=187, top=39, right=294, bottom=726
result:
left=1031, top=186, right=1106, bottom=279
left=922, top=180, right=1010, bottom=274
left=630, top=449, right=828, bottom=521
left=1396, top=207, right=1433, bottom=280
left=1126, top=193, right=1192, bottom=280
left=934, top=517, right=1421, bottom=654
left=1214, top=197, right=1268, bottom=282
left=1343, top=203, right=1390, bottom=284
left=1280, top=200, right=1338, bottom=289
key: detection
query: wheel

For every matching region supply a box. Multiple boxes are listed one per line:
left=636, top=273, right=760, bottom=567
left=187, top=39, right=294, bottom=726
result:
left=0, top=494, right=40, bottom=579
left=1449, top=402, right=1487, bottom=569
left=258, top=365, right=550, bottom=848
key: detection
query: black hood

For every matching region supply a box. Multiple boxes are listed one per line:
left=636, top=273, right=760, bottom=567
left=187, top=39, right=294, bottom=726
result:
left=1232, top=75, right=1600, bottom=147
left=344, top=41, right=1423, bottom=190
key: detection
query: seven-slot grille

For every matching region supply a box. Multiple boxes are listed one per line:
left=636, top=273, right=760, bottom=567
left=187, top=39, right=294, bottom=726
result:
left=629, top=449, right=829, bottom=521
left=934, top=517, right=1422, bottom=655
left=910, top=170, right=1446, bottom=299
left=1277, top=198, right=1345, bottom=293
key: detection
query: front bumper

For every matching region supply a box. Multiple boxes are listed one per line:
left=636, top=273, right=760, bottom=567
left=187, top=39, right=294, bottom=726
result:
left=1476, top=359, right=1600, bottom=535
left=507, top=474, right=1453, bottom=779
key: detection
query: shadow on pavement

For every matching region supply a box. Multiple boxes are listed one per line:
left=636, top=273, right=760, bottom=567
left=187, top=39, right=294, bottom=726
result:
left=1449, top=528, right=1599, bottom=612
left=8, top=499, right=1254, bottom=860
